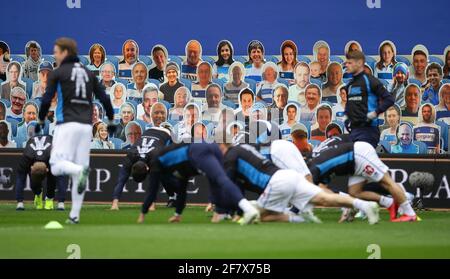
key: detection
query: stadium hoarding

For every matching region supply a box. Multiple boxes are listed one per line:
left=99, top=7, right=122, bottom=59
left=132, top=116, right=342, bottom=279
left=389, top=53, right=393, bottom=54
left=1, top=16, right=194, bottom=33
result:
left=0, top=149, right=449, bottom=208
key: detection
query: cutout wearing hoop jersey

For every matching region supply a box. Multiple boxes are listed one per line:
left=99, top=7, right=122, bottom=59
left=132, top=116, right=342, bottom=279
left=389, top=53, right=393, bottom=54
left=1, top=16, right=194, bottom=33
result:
left=312, top=40, right=330, bottom=83
left=32, top=61, right=53, bottom=99
left=127, top=62, right=149, bottom=100
left=16, top=101, right=39, bottom=141
left=387, top=62, right=409, bottom=107
left=234, top=88, right=255, bottom=126
left=203, top=83, right=226, bottom=124
left=169, top=86, right=191, bottom=121
left=181, top=40, right=202, bottom=81
left=109, top=83, right=127, bottom=119
left=270, top=83, right=288, bottom=124
left=379, top=104, right=401, bottom=144
left=409, top=44, right=429, bottom=86
left=6, top=87, right=28, bottom=123
left=413, top=103, right=440, bottom=153
left=118, top=39, right=139, bottom=80
left=0, top=120, right=16, bottom=148
left=86, top=43, right=106, bottom=77
left=137, top=84, right=159, bottom=123
left=436, top=83, right=450, bottom=124
left=279, top=102, right=300, bottom=140
left=422, top=62, right=443, bottom=105
left=121, top=121, right=143, bottom=149
left=149, top=44, right=169, bottom=82
left=114, top=102, right=136, bottom=141
left=374, top=40, right=397, bottom=83
left=213, top=40, right=234, bottom=81
left=288, top=62, right=310, bottom=105
left=310, top=104, right=332, bottom=142
left=173, top=102, right=201, bottom=142
left=160, top=62, right=184, bottom=105
left=91, top=121, right=114, bottom=149
left=277, top=40, right=298, bottom=84
left=299, top=83, right=321, bottom=124
left=322, top=62, right=343, bottom=103
left=224, top=62, right=248, bottom=104
left=0, top=41, right=11, bottom=81
left=255, top=62, right=280, bottom=105
left=443, top=46, right=450, bottom=79
left=191, top=61, right=212, bottom=103
left=99, top=62, right=117, bottom=93
left=244, top=40, right=265, bottom=84
left=401, top=83, right=421, bottom=125
left=23, top=41, right=42, bottom=81
left=391, top=122, right=419, bottom=154
left=343, top=40, right=363, bottom=79
left=1, top=61, right=26, bottom=100
left=332, top=85, right=347, bottom=123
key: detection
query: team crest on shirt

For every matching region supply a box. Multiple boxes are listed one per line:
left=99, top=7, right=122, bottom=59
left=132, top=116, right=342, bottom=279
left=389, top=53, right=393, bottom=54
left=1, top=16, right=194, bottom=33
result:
left=137, top=138, right=155, bottom=158
left=30, top=137, right=51, bottom=156
left=363, top=165, right=375, bottom=176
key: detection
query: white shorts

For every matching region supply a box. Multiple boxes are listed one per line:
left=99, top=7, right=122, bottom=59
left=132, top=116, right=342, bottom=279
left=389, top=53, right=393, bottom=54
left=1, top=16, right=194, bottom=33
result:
left=257, top=169, right=322, bottom=213
left=348, top=141, right=389, bottom=187
left=50, top=122, right=92, bottom=174
left=270, top=140, right=311, bottom=177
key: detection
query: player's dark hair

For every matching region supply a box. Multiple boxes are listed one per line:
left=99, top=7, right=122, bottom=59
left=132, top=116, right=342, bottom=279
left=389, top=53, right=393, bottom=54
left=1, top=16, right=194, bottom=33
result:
left=30, top=162, right=47, bottom=183
left=131, top=161, right=148, bottom=183
left=346, top=50, right=365, bottom=64
left=291, top=129, right=307, bottom=139
left=55, top=37, right=78, bottom=57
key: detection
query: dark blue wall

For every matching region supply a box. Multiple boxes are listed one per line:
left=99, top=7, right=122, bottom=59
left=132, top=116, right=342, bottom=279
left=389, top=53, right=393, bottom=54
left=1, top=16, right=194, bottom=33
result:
left=1, top=0, right=449, bottom=55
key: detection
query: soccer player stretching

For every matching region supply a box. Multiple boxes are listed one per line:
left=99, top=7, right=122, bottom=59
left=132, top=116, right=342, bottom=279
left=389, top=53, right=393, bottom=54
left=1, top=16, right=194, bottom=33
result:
left=37, top=38, right=115, bottom=224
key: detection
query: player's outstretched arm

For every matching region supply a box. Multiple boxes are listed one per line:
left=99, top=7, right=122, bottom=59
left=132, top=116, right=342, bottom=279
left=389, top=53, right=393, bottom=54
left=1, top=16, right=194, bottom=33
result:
left=170, top=181, right=188, bottom=223
left=138, top=171, right=162, bottom=223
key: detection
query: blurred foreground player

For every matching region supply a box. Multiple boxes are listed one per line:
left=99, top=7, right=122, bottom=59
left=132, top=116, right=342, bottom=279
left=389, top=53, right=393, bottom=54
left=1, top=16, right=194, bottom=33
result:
left=16, top=122, right=67, bottom=210
left=111, top=124, right=176, bottom=210
left=36, top=38, right=115, bottom=224
left=137, top=141, right=260, bottom=225
left=308, top=134, right=419, bottom=222
left=217, top=136, right=380, bottom=224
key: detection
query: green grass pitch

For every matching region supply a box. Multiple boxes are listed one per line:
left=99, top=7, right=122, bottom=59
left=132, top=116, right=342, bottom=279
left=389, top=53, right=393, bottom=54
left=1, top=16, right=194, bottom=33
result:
left=0, top=203, right=449, bottom=259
